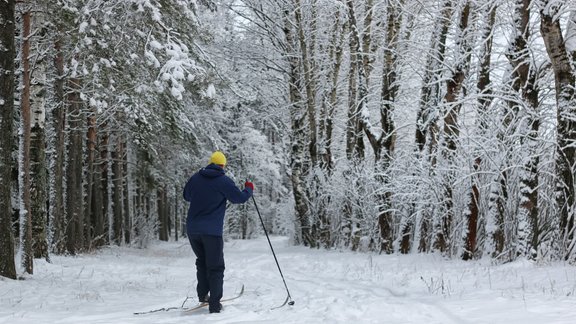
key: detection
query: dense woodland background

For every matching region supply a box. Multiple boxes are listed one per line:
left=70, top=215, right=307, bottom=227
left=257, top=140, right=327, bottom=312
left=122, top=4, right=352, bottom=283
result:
left=1, top=0, right=576, bottom=280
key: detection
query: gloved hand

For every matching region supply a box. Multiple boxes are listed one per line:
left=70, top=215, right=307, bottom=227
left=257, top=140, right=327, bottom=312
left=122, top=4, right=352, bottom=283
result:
left=245, top=180, right=254, bottom=191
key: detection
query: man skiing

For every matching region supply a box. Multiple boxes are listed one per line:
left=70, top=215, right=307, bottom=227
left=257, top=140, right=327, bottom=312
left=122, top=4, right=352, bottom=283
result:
left=183, top=151, right=254, bottom=313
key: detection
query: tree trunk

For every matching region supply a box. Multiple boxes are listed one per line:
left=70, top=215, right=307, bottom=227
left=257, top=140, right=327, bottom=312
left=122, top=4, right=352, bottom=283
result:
left=361, top=0, right=374, bottom=78
left=345, top=0, right=365, bottom=161
left=49, top=35, right=66, bottom=254
left=173, top=184, right=179, bottom=241
left=442, top=1, right=471, bottom=153
left=295, top=0, right=318, bottom=166
left=123, top=140, right=132, bottom=244
left=415, top=1, right=453, bottom=253
left=378, top=0, right=404, bottom=253
left=568, top=12, right=576, bottom=65
left=284, top=7, right=311, bottom=246
left=20, top=10, right=34, bottom=274
left=65, top=78, right=84, bottom=254
left=463, top=158, right=481, bottom=260
left=477, top=4, right=496, bottom=119
left=463, top=2, right=497, bottom=261
left=319, top=8, right=345, bottom=171
left=503, top=0, right=540, bottom=259
left=29, top=10, right=48, bottom=260
left=539, top=2, right=576, bottom=260
left=415, top=0, right=453, bottom=153
left=0, top=0, right=17, bottom=280
left=85, top=112, right=97, bottom=249
left=434, top=1, right=472, bottom=254
left=158, top=187, right=168, bottom=241
left=97, top=128, right=110, bottom=246
left=112, top=138, right=123, bottom=244
left=91, top=159, right=105, bottom=247
left=290, top=73, right=311, bottom=246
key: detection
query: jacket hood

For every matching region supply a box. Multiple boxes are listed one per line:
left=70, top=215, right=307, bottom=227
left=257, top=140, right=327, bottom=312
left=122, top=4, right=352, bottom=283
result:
left=199, top=164, right=225, bottom=178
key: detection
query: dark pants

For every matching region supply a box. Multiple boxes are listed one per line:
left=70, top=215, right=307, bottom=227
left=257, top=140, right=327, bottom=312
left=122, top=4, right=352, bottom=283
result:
left=188, top=234, right=225, bottom=311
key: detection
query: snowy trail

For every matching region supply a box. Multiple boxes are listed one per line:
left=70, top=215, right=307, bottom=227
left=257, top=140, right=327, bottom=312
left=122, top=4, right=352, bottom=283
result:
left=2, top=236, right=576, bottom=323
left=225, top=238, right=467, bottom=324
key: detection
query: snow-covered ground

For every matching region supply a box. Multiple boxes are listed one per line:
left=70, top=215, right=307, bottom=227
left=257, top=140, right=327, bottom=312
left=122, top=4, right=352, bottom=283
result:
left=2, top=236, right=576, bottom=324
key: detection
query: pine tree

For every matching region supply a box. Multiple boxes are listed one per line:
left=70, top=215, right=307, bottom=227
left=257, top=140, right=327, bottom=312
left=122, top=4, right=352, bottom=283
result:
left=0, top=0, right=17, bottom=279
left=20, top=7, right=34, bottom=274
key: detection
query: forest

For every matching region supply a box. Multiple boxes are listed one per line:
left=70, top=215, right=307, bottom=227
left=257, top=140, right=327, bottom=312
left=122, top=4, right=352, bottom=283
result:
left=1, top=0, right=575, bottom=280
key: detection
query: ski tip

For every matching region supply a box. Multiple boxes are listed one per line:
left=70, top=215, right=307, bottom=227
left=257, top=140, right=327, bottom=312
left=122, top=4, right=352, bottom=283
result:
left=270, top=295, right=290, bottom=310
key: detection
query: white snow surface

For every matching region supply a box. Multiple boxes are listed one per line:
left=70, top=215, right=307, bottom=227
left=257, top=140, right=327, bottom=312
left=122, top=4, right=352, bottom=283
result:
left=2, top=236, right=576, bottom=324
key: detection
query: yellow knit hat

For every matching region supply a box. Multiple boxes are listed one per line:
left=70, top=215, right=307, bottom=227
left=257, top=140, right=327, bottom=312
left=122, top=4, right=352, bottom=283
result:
left=210, top=151, right=227, bottom=166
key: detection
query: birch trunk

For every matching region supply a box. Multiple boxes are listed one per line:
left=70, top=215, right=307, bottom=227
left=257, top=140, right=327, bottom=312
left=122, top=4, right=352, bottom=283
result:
left=284, top=7, right=311, bottom=246
left=504, top=0, right=541, bottom=259
left=434, top=1, right=472, bottom=254
left=539, top=1, right=576, bottom=260
left=463, top=3, right=497, bottom=260
left=345, top=0, right=365, bottom=160
left=415, top=0, right=453, bottom=153
left=319, top=9, right=345, bottom=171
left=415, top=1, right=452, bottom=253
left=29, top=10, right=48, bottom=260
left=290, top=78, right=311, bottom=246
left=379, top=0, right=403, bottom=253
left=295, top=0, right=318, bottom=166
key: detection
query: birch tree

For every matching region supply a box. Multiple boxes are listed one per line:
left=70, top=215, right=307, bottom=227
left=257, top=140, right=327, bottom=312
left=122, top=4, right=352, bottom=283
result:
left=377, top=0, right=405, bottom=253
left=433, top=0, right=473, bottom=254
left=285, top=5, right=312, bottom=245
left=29, top=9, right=49, bottom=260
left=539, top=0, right=576, bottom=261
left=463, top=1, right=497, bottom=260
left=414, top=0, right=453, bottom=252
left=319, top=8, right=346, bottom=171
left=415, top=1, right=453, bottom=154
left=502, top=0, right=543, bottom=259
left=344, top=0, right=366, bottom=160
left=295, top=0, right=319, bottom=166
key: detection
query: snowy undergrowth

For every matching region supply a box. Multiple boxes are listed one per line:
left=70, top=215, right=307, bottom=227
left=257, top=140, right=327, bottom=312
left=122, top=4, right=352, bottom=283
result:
left=1, top=236, right=576, bottom=323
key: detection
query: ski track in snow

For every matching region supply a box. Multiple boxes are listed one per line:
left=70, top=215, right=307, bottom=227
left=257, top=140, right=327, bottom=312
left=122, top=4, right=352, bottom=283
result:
left=1, top=236, right=576, bottom=323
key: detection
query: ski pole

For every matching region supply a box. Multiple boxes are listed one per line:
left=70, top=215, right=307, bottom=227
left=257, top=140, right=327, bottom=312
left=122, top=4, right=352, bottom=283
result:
left=251, top=194, right=295, bottom=307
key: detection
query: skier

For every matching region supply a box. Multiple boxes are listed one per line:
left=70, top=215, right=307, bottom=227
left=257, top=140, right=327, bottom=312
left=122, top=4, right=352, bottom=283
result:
left=183, top=151, right=254, bottom=313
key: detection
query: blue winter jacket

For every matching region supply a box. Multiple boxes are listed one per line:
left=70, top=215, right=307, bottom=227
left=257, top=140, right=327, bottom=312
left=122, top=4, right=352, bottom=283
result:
left=184, top=164, right=253, bottom=236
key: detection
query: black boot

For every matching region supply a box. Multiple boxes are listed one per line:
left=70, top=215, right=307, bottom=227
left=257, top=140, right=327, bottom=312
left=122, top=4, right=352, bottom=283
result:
left=209, top=303, right=222, bottom=314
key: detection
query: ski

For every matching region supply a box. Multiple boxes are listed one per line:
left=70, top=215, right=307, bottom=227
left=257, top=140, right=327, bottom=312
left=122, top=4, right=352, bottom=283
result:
left=182, top=284, right=245, bottom=313
left=271, top=295, right=290, bottom=310
left=134, top=305, right=180, bottom=315
left=134, top=284, right=244, bottom=315
left=270, top=294, right=295, bottom=310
